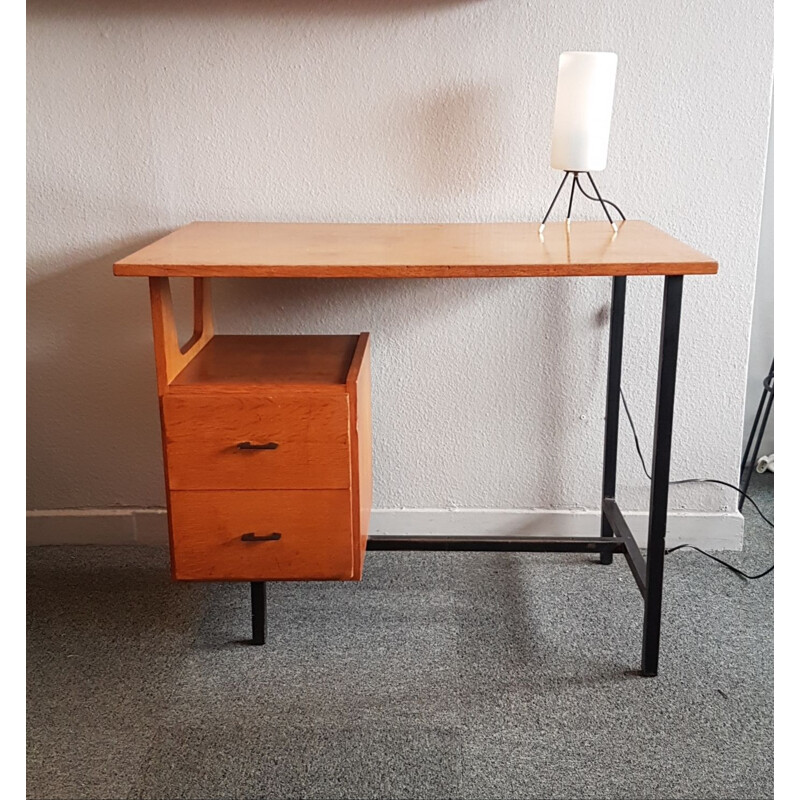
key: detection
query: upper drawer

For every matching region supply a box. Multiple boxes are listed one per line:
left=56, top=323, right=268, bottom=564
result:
left=162, top=393, right=351, bottom=490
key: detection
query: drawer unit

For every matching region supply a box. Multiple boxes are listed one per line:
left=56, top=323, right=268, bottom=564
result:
left=159, top=332, right=372, bottom=582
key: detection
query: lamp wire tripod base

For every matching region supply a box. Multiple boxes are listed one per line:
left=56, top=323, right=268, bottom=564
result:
left=539, top=171, right=625, bottom=234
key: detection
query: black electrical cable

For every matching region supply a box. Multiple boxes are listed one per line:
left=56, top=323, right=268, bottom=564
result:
left=619, top=387, right=774, bottom=580
left=619, top=389, right=774, bottom=528
left=662, top=544, right=774, bottom=580
left=575, top=175, right=627, bottom=221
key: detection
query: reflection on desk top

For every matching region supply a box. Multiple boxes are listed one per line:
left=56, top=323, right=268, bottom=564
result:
left=114, top=220, right=717, bottom=279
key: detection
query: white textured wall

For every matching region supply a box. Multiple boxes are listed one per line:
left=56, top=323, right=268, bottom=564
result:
left=27, top=1, right=773, bottom=523
left=743, top=102, right=774, bottom=459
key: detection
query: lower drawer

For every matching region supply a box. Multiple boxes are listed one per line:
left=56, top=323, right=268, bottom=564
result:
left=169, top=490, right=355, bottom=581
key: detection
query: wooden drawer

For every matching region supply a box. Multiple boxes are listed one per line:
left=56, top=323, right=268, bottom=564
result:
left=169, top=490, right=354, bottom=581
left=162, top=393, right=351, bottom=490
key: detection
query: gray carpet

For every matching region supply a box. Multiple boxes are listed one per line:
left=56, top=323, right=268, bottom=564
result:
left=27, top=475, right=774, bottom=799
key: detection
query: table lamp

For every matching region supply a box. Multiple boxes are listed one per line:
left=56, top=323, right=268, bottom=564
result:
left=539, top=51, right=624, bottom=234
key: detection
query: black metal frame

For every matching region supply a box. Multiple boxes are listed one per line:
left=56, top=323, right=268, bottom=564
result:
left=248, top=275, right=685, bottom=678
left=739, top=360, right=774, bottom=510
left=250, top=581, right=266, bottom=646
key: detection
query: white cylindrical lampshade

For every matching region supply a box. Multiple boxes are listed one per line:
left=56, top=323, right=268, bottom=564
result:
left=550, top=51, right=618, bottom=172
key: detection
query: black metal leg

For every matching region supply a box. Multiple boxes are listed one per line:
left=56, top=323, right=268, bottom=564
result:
left=739, top=360, right=774, bottom=510
left=740, top=379, right=768, bottom=480
left=600, top=276, right=627, bottom=564
left=585, top=172, right=618, bottom=231
left=738, top=390, right=773, bottom=510
left=641, top=275, right=683, bottom=677
left=539, top=172, right=570, bottom=232
left=250, top=581, right=266, bottom=645
left=566, top=173, right=578, bottom=220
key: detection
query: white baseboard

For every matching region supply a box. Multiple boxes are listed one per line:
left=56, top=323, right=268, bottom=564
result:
left=26, top=508, right=169, bottom=546
left=26, top=506, right=743, bottom=551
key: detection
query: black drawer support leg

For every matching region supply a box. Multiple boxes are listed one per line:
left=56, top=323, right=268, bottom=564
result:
left=250, top=581, right=266, bottom=645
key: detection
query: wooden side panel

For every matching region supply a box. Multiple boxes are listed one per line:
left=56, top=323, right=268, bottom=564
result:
left=158, top=398, right=179, bottom=579
left=149, top=277, right=214, bottom=395
left=347, top=333, right=372, bottom=578
left=170, top=490, right=354, bottom=581
left=162, top=393, right=351, bottom=490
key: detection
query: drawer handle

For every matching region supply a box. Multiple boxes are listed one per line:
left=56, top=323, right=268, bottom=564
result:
left=237, top=441, right=279, bottom=451
left=241, top=532, right=282, bottom=542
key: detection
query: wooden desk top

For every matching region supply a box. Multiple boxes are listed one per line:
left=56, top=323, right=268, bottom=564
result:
left=114, top=220, right=717, bottom=279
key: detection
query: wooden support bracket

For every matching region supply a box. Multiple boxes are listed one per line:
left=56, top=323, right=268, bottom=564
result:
left=149, top=277, right=214, bottom=395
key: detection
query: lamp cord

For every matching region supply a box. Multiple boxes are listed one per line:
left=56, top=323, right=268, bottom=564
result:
left=619, top=388, right=774, bottom=580
left=575, top=175, right=626, bottom=220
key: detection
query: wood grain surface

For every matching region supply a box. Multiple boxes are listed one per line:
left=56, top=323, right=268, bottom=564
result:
left=169, top=335, right=358, bottom=392
left=162, top=392, right=351, bottom=490
left=149, top=277, right=214, bottom=394
left=169, top=489, right=354, bottom=581
left=115, top=220, right=718, bottom=279
left=348, top=334, right=372, bottom=578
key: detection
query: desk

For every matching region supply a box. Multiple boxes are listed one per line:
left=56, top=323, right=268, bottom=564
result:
left=115, top=219, right=717, bottom=676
